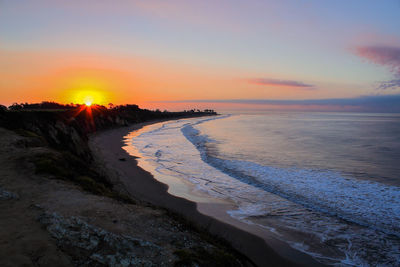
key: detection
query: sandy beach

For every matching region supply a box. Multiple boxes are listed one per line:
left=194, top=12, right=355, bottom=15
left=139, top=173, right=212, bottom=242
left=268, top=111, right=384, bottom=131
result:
left=0, top=119, right=251, bottom=266
left=89, top=120, right=325, bottom=267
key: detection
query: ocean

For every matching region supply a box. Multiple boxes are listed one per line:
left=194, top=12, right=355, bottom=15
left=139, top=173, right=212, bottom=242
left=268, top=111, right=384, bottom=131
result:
left=127, top=112, right=400, bottom=266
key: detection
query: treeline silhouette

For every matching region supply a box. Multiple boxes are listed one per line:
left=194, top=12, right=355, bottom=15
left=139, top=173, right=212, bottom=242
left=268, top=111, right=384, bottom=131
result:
left=2, top=101, right=216, bottom=114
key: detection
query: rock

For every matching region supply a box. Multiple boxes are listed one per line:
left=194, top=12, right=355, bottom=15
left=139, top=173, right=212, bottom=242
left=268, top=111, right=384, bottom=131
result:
left=38, top=212, right=165, bottom=266
left=0, top=188, right=19, bottom=200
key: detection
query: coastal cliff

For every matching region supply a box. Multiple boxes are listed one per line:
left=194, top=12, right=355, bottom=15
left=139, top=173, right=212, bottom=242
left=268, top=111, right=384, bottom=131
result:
left=0, top=104, right=217, bottom=199
left=0, top=103, right=216, bottom=162
left=0, top=104, right=254, bottom=267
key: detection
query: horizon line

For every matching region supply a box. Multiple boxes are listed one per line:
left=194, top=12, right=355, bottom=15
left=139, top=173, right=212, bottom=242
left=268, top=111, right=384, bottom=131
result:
left=149, top=94, right=400, bottom=106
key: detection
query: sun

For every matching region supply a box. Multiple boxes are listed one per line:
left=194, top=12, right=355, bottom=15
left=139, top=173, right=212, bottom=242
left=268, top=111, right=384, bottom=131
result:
left=70, top=90, right=105, bottom=106
left=63, top=76, right=114, bottom=106
left=84, top=99, right=93, bottom=107
left=83, top=96, right=94, bottom=107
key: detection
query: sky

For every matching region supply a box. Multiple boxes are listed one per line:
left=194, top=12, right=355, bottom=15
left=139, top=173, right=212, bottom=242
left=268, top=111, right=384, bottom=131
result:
left=1, top=0, right=400, bottom=111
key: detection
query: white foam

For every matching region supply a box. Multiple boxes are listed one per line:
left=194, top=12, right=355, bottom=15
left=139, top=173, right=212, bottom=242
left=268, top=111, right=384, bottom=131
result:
left=130, top=116, right=400, bottom=266
left=182, top=122, right=400, bottom=237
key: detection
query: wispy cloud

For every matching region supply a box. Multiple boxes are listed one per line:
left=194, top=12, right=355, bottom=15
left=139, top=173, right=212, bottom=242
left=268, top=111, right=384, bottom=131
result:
left=247, top=78, right=314, bottom=88
left=355, top=45, right=400, bottom=90
left=378, top=79, right=400, bottom=90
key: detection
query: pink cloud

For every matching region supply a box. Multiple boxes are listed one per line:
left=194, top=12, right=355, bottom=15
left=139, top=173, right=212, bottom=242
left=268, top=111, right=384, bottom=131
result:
left=355, top=46, right=400, bottom=75
left=355, top=45, right=400, bottom=90
left=247, top=78, right=314, bottom=88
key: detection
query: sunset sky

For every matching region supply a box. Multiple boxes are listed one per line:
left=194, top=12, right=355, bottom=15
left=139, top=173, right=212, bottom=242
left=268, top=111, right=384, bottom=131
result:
left=1, top=1, right=400, bottom=111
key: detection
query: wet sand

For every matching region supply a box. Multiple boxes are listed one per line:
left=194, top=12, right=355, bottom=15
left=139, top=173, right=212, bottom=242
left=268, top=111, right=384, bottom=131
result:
left=89, top=120, right=325, bottom=267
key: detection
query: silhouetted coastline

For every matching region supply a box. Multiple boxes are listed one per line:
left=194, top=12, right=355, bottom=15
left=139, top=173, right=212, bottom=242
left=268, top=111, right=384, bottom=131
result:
left=0, top=102, right=262, bottom=266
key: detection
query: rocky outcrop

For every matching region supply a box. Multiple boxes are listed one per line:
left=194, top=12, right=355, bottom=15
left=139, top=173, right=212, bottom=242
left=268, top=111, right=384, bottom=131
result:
left=38, top=212, right=168, bottom=267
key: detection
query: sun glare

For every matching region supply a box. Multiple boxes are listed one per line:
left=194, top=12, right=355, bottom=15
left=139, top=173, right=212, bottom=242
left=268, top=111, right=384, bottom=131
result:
left=71, top=90, right=105, bottom=106
left=61, top=75, right=116, bottom=106
left=83, top=95, right=94, bottom=107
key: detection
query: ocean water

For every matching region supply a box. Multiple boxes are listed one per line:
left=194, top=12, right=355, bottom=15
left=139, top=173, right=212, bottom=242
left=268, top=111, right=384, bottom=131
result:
left=128, top=112, right=400, bottom=266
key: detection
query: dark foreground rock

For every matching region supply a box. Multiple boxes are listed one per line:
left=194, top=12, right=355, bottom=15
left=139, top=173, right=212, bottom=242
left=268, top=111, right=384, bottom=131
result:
left=38, top=212, right=166, bottom=267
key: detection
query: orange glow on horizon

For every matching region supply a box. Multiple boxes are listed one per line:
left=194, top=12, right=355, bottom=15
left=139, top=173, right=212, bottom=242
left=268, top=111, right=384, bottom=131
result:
left=61, top=75, right=111, bottom=106
left=0, top=50, right=358, bottom=108
left=68, top=90, right=105, bottom=106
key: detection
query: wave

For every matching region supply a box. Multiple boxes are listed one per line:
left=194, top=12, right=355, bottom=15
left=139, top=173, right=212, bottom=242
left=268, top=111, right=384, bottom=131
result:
left=132, top=116, right=400, bottom=266
left=182, top=121, right=400, bottom=237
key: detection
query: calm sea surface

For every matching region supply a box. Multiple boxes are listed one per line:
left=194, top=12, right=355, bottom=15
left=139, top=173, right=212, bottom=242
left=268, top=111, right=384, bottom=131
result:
left=129, top=112, right=400, bottom=266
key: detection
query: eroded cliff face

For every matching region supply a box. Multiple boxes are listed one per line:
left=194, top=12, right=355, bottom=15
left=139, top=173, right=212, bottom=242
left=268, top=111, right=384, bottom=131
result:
left=0, top=106, right=214, bottom=163
left=0, top=109, right=128, bottom=162
left=0, top=107, right=216, bottom=200
left=0, top=109, right=135, bottom=201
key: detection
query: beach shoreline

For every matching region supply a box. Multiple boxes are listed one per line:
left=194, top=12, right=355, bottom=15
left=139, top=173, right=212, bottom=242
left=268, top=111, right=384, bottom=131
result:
left=89, top=118, right=325, bottom=267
